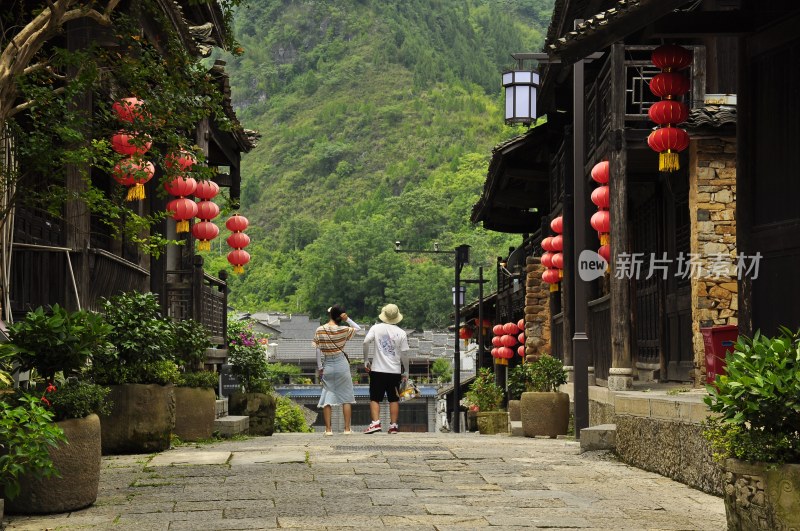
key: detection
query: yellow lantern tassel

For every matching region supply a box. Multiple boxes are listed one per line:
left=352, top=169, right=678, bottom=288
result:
left=659, top=150, right=680, bottom=172
left=549, top=283, right=559, bottom=293
left=600, top=233, right=610, bottom=245
left=558, top=269, right=563, bottom=279
left=176, top=220, right=189, bottom=233
left=197, top=240, right=211, bottom=251
left=126, top=183, right=146, bottom=201
left=233, top=265, right=244, bottom=274
left=495, top=358, right=508, bottom=366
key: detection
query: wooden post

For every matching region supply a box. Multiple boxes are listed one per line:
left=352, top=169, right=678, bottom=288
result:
left=608, top=43, right=633, bottom=390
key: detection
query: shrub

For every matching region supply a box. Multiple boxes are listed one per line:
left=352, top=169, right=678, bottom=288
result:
left=265, top=362, right=301, bottom=385
left=42, top=380, right=112, bottom=421
left=703, top=327, right=800, bottom=463
left=273, top=394, right=313, bottom=433
left=507, top=364, right=528, bottom=401
left=174, top=319, right=212, bottom=371
left=178, top=370, right=219, bottom=389
left=527, top=355, right=567, bottom=392
left=227, top=318, right=270, bottom=393
left=465, top=368, right=503, bottom=412
left=431, top=358, right=453, bottom=383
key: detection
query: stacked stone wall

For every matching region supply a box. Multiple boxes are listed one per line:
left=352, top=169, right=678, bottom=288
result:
left=690, top=138, right=737, bottom=385
left=523, top=257, right=551, bottom=361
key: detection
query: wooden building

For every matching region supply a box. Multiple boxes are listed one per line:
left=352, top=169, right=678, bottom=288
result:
left=472, top=0, right=799, bottom=405
left=1, top=1, right=255, bottom=366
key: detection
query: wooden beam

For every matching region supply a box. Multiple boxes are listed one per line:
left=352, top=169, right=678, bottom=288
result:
left=493, top=188, right=548, bottom=209
left=645, top=11, right=755, bottom=37
left=503, top=167, right=549, bottom=181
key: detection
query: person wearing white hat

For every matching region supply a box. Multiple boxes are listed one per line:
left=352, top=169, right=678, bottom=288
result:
left=362, top=303, right=409, bottom=434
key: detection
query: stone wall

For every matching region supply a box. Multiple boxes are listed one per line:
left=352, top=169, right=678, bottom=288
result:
left=524, top=257, right=551, bottom=360
left=690, top=137, right=737, bottom=385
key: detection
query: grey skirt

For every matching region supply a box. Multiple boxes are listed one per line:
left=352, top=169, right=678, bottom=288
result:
left=317, top=353, right=355, bottom=407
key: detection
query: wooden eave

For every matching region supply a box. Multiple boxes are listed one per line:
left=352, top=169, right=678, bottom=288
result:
left=209, top=60, right=259, bottom=154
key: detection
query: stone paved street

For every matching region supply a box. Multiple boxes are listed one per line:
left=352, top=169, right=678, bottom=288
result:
left=4, top=432, right=726, bottom=530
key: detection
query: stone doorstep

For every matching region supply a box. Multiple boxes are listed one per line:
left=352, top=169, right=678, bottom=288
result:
left=214, top=415, right=249, bottom=438
left=579, top=423, right=616, bottom=452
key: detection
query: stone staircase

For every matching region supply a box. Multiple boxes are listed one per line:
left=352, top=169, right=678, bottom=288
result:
left=213, top=398, right=249, bottom=438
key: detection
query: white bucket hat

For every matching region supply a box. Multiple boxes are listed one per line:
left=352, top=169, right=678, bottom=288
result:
left=378, top=303, right=403, bottom=324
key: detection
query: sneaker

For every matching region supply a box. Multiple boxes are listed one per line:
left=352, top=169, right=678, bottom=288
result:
left=343, top=430, right=353, bottom=435
left=388, top=423, right=399, bottom=434
left=363, top=420, right=382, bottom=434
left=323, top=431, right=333, bottom=437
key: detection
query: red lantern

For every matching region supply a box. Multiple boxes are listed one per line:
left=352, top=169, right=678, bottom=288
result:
left=227, top=249, right=251, bottom=275
left=492, top=324, right=504, bottom=336
left=591, top=210, right=611, bottom=234
left=112, top=97, right=145, bottom=123
left=499, top=335, right=514, bottom=347
left=550, top=216, right=563, bottom=234
left=227, top=232, right=251, bottom=249
left=542, top=269, right=560, bottom=284
left=497, top=346, right=513, bottom=359
left=517, top=318, right=524, bottom=331
left=226, top=214, right=249, bottom=233
left=167, top=198, right=198, bottom=233
left=196, top=200, right=220, bottom=221
left=647, top=127, right=690, bottom=172
left=492, top=336, right=502, bottom=347
left=551, top=252, right=564, bottom=269
left=541, top=237, right=553, bottom=252
left=192, top=221, right=220, bottom=251
left=194, top=180, right=219, bottom=200
left=517, top=332, right=525, bottom=344
left=598, top=244, right=611, bottom=262
left=459, top=328, right=473, bottom=340
left=165, top=150, right=196, bottom=174
left=517, top=345, right=525, bottom=357
left=540, top=252, right=553, bottom=268
left=648, top=100, right=689, bottom=126
left=550, top=235, right=563, bottom=252
left=164, top=176, right=197, bottom=197
left=591, top=160, right=609, bottom=184
left=491, top=347, right=499, bottom=358
left=651, top=44, right=693, bottom=71
left=649, top=72, right=690, bottom=99
left=111, top=131, right=151, bottom=156
left=591, top=185, right=610, bottom=209
left=113, top=158, right=154, bottom=201
left=503, top=322, right=520, bottom=335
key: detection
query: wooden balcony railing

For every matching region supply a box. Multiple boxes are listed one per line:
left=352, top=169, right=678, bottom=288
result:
left=166, top=256, right=227, bottom=346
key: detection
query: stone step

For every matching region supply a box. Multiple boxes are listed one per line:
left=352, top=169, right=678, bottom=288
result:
left=579, top=423, right=616, bottom=452
left=510, top=420, right=524, bottom=437
left=214, top=415, right=249, bottom=438
left=215, top=398, right=228, bottom=419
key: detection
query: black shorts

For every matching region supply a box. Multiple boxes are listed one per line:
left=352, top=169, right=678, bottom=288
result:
left=369, top=371, right=402, bottom=403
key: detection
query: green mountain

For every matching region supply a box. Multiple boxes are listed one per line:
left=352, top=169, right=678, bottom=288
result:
left=205, top=0, right=554, bottom=329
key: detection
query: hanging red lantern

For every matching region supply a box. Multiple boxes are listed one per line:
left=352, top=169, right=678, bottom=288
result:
left=550, top=235, right=563, bottom=252
left=227, top=232, right=251, bottom=249
left=167, top=198, right=198, bottom=233
left=550, top=216, right=563, bottom=234
left=495, top=346, right=514, bottom=365
left=193, top=179, right=220, bottom=251
left=649, top=72, right=691, bottom=99
left=111, top=131, right=151, bottom=156
left=165, top=150, right=196, bottom=174
left=112, top=158, right=154, bottom=201
left=517, top=332, right=525, bottom=344
left=226, top=214, right=250, bottom=274
left=459, top=327, right=474, bottom=340
left=492, top=336, right=502, bottom=347
left=492, top=324, right=504, bottom=336
left=591, top=210, right=611, bottom=234
left=598, top=244, right=611, bottom=263
left=591, top=185, right=610, bottom=209
left=591, top=160, right=609, bottom=184
left=227, top=249, right=251, bottom=275
left=112, top=97, right=145, bottom=123
left=541, top=236, right=553, bottom=252
left=491, top=347, right=499, bottom=358
left=517, top=318, right=524, bottom=331
left=651, top=44, right=693, bottom=71
left=647, top=126, right=690, bottom=172
left=192, top=221, right=220, bottom=251
left=542, top=269, right=560, bottom=284
left=226, top=214, right=249, bottom=233
left=541, top=252, right=553, bottom=268
left=164, top=176, right=197, bottom=197
left=196, top=200, right=220, bottom=221
left=517, top=345, right=525, bottom=357
left=551, top=252, right=564, bottom=269
left=648, top=100, right=689, bottom=126
left=195, top=180, right=219, bottom=201
left=503, top=322, right=519, bottom=335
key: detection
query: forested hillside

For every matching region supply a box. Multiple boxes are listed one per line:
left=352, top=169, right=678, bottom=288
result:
left=205, top=0, right=554, bottom=329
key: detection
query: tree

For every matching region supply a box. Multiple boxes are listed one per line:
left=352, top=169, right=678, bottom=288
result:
left=431, top=357, right=452, bottom=384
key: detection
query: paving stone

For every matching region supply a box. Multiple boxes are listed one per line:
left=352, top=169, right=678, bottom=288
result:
left=149, top=450, right=231, bottom=466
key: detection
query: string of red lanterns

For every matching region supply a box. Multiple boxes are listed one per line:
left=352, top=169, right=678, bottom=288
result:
left=226, top=213, right=250, bottom=274
left=647, top=44, right=692, bottom=172
left=590, top=160, right=611, bottom=265
left=110, top=97, right=153, bottom=201
left=541, top=215, right=563, bottom=291
left=192, top=180, right=220, bottom=251
left=490, top=322, right=522, bottom=365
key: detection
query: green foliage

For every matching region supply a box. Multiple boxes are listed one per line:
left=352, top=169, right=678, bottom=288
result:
left=526, top=355, right=567, bottom=392
left=178, top=371, right=220, bottom=389
left=703, top=327, right=800, bottom=463
left=1, top=305, right=112, bottom=381
left=273, top=394, right=313, bottom=433
left=506, top=363, right=528, bottom=401
left=174, top=319, right=213, bottom=371
left=43, top=380, right=112, bottom=422
left=0, top=394, right=66, bottom=500
left=465, top=368, right=504, bottom=412
left=265, top=363, right=302, bottom=385
left=227, top=318, right=271, bottom=393
left=430, top=358, right=452, bottom=383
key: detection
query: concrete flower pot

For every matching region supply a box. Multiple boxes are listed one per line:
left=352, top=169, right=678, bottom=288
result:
left=476, top=411, right=508, bottom=435
left=174, top=387, right=216, bottom=442
left=229, top=392, right=276, bottom=436
left=508, top=399, right=521, bottom=422
left=520, top=391, right=570, bottom=438
left=723, top=458, right=800, bottom=530
left=100, top=384, right=175, bottom=454
left=7, top=414, right=101, bottom=514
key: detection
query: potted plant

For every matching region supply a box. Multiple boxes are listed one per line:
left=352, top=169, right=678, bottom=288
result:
left=0, top=304, right=112, bottom=514
left=226, top=318, right=276, bottom=436
left=465, top=368, right=506, bottom=435
left=506, top=363, right=528, bottom=422
left=173, top=319, right=217, bottom=442
left=91, top=291, right=179, bottom=454
left=703, top=327, right=800, bottom=530
left=519, top=354, right=569, bottom=438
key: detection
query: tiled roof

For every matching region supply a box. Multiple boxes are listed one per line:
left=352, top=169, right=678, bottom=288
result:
left=685, top=106, right=736, bottom=129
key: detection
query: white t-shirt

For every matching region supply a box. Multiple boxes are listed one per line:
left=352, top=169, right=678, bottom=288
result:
left=363, top=322, right=410, bottom=374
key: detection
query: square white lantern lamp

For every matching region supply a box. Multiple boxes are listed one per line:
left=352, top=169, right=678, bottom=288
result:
left=502, top=70, right=540, bottom=126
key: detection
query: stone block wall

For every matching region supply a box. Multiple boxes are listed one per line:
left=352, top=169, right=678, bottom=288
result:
left=524, top=257, right=551, bottom=360
left=690, top=137, right=738, bottom=385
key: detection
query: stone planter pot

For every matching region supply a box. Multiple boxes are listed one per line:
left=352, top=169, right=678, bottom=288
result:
left=466, top=410, right=478, bottom=432
left=723, top=458, right=800, bottom=530
left=476, top=411, right=508, bottom=435
left=174, top=387, right=216, bottom=442
left=229, top=392, right=276, bottom=436
left=508, top=399, right=521, bottom=422
left=100, top=383, right=175, bottom=454
left=7, top=414, right=101, bottom=514
left=520, top=391, right=570, bottom=438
